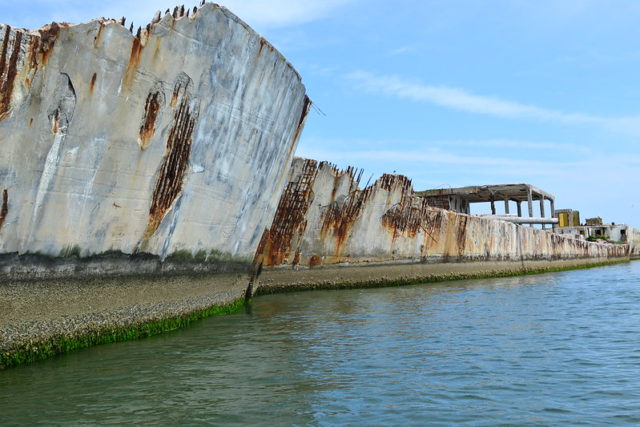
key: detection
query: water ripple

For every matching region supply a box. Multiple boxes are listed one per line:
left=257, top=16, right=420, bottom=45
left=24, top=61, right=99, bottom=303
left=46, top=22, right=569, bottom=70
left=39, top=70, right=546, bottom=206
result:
left=1, top=262, right=640, bottom=425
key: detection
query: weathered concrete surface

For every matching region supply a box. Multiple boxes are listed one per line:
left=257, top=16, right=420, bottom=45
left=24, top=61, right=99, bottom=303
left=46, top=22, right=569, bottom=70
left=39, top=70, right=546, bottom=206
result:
left=0, top=4, right=309, bottom=265
left=628, top=227, right=640, bottom=258
left=256, top=158, right=629, bottom=270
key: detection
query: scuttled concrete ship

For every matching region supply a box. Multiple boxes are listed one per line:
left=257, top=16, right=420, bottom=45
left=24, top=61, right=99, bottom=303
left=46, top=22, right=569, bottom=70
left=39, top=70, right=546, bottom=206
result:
left=0, top=4, right=309, bottom=276
left=0, top=2, right=638, bottom=368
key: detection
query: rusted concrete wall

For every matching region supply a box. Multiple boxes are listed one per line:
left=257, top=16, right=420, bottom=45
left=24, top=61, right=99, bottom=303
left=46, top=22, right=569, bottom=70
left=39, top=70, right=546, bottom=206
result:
left=0, top=4, right=309, bottom=262
left=628, top=227, right=640, bottom=257
left=257, top=158, right=628, bottom=269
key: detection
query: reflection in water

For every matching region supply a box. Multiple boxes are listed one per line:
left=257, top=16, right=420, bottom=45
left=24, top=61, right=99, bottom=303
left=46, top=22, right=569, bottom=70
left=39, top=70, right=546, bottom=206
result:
left=2, top=262, right=640, bottom=425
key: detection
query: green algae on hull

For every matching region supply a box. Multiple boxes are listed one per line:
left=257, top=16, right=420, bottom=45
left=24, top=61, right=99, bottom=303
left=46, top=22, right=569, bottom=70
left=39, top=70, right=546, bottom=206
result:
left=0, top=298, right=247, bottom=370
left=254, top=259, right=631, bottom=295
left=1, top=259, right=632, bottom=370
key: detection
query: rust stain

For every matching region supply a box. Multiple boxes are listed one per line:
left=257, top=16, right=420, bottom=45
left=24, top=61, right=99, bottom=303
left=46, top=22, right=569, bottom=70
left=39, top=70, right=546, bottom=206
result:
left=51, top=109, right=59, bottom=134
left=0, top=189, right=7, bottom=230
left=257, top=38, right=271, bottom=56
left=0, top=26, right=22, bottom=121
left=89, top=72, right=97, bottom=94
left=37, top=22, right=65, bottom=64
left=123, top=33, right=144, bottom=90
left=28, top=117, right=33, bottom=127
left=26, top=36, right=40, bottom=71
left=143, top=79, right=197, bottom=239
left=93, top=22, right=104, bottom=47
left=456, top=215, right=468, bottom=254
left=322, top=171, right=412, bottom=257
left=309, top=255, right=321, bottom=267
left=382, top=198, right=430, bottom=239
left=259, top=159, right=319, bottom=266
left=287, top=96, right=312, bottom=157
left=139, top=89, right=163, bottom=149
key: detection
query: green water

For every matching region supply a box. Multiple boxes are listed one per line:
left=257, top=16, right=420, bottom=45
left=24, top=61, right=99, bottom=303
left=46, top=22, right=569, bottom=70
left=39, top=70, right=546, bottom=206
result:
left=2, top=262, right=640, bottom=425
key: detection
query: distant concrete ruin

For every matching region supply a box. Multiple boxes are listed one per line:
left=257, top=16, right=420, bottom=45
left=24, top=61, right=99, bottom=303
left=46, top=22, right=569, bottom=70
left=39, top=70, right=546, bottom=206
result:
left=418, top=184, right=557, bottom=228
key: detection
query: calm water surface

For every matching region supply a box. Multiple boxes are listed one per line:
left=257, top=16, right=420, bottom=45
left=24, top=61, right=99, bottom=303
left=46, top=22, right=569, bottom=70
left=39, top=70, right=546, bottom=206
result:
left=2, top=262, right=640, bottom=425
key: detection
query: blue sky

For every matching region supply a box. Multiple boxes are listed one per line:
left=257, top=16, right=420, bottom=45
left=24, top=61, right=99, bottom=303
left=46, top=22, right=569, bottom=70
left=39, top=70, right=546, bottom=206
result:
left=2, top=1, right=639, bottom=225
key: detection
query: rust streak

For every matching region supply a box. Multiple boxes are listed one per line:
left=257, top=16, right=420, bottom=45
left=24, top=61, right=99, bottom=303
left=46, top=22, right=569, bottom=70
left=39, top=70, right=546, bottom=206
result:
left=0, top=27, right=22, bottom=121
left=93, top=22, right=105, bottom=47
left=143, top=85, right=196, bottom=238
left=321, top=172, right=399, bottom=257
left=37, top=22, right=65, bottom=64
left=0, top=189, right=8, bottom=230
left=259, top=159, right=319, bottom=266
left=123, top=34, right=144, bottom=90
left=89, top=72, right=97, bottom=95
left=139, top=90, right=162, bottom=149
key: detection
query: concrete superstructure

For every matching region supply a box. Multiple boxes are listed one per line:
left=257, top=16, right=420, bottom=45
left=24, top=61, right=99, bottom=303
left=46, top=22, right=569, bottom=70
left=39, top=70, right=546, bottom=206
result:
left=419, top=184, right=556, bottom=228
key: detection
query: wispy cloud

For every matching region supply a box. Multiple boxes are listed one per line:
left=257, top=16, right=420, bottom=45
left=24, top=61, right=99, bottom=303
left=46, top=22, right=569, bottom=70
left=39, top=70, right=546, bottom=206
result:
left=1, top=0, right=356, bottom=31
left=389, top=45, right=416, bottom=56
left=346, top=71, right=640, bottom=135
left=216, top=0, right=357, bottom=29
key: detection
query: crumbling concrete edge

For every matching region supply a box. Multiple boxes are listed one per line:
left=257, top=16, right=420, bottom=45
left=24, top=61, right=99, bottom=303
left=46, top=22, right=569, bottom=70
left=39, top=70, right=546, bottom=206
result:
left=254, top=257, right=631, bottom=295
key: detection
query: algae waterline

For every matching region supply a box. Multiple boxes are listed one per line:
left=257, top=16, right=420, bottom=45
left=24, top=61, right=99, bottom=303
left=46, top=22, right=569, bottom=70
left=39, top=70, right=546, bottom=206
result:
left=0, top=298, right=246, bottom=370
left=255, top=257, right=631, bottom=295
left=0, top=257, right=630, bottom=369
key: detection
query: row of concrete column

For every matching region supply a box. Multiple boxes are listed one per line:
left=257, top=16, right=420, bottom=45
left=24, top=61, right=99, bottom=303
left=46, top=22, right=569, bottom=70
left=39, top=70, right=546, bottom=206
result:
left=489, top=190, right=556, bottom=229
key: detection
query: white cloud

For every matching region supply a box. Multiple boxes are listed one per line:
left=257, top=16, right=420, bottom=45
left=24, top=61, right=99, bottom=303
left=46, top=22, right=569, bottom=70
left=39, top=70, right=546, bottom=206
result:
left=1, top=0, right=355, bottom=31
left=346, top=71, right=640, bottom=135
left=215, top=0, right=356, bottom=29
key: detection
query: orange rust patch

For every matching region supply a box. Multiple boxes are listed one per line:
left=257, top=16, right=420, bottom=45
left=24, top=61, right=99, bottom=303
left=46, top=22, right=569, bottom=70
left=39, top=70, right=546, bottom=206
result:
left=309, top=255, right=321, bottom=267
left=259, top=159, right=319, bottom=266
left=89, top=72, right=97, bottom=94
left=0, top=189, right=8, bottom=230
left=456, top=215, right=468, bottom=253
left=257, top=38, right=270, bottom=56
left=139, top=90, right=163, bottom=149
left=122, top=35, right=144, bottom=90
left=37, top=22, right=65, bottom=64
left=93, top=22, right=104, bottom=47
left=0, top=26, right=22, bottom=121
left=27, top=36, right=40, bottom=71
left=51, top=113, right=59, bottom=133
left=143, top=83, right=196, bottom=239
